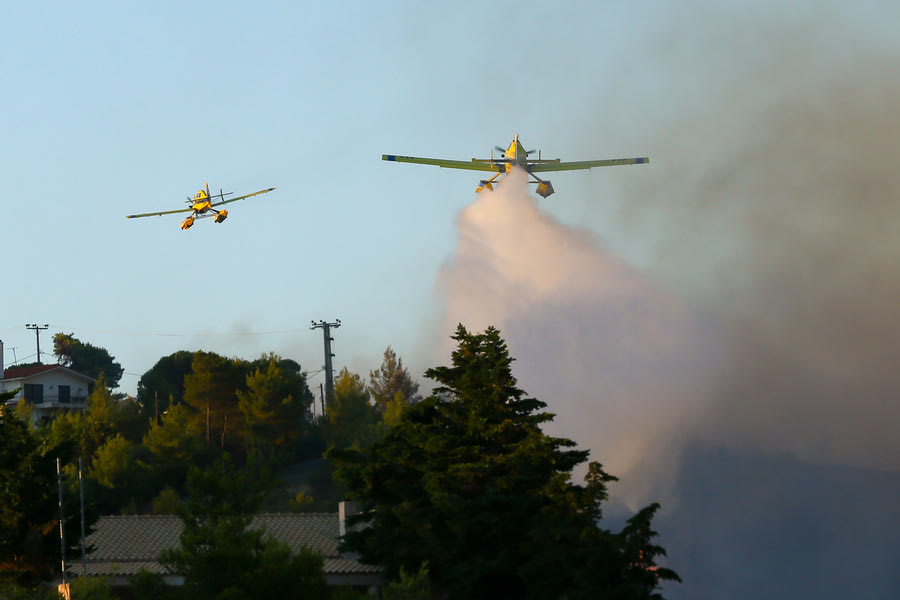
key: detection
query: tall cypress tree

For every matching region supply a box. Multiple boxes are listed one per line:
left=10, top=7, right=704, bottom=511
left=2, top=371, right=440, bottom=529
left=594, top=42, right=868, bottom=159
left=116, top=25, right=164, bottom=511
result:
left=329, top=325, right=679, bottom=600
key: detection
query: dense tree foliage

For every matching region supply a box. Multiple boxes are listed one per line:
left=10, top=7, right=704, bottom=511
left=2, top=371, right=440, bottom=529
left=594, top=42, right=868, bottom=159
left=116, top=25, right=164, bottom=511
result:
left=381, top=562, right=432, bottom=600
left=45, top=376, right=117, bottom=460
left=131, top=352, right=317, bottom=504
left=183, top=351, right=248, bottom=452
left=53, top=333, right=124, bottom=389
left=1, top=333, right=679, bottom=599
left=0, top=579, right=61, bottom=600
left=139, top=402, right=207, bottom=496
left=44, top=378, right=145, bottom=513
left=323, top=368, right=378, bottom=450
left=175, top=351, right=317, bottom=465
left=238, top=354, right=316, bottom=464
left=1, top=345, right=356, bottom=589
left=70, top=575, right=116, bottom=599
left=160, top=456, right=328, bottom=600
left=329, top=325, right=680, bottom=600
left=0, top=403, right=86, bottom=585
left=136, top=350, right=195, bottom=423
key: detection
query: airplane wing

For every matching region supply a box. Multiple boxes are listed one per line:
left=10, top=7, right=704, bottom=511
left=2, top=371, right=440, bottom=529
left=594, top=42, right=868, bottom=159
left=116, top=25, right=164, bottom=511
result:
left=126, top=207, right=193, bottom=218
left=529, top=157, right=649, bottom=172
left=382, top=155, right=502, bottom=173
left=210, top=187, right=276, bottom=207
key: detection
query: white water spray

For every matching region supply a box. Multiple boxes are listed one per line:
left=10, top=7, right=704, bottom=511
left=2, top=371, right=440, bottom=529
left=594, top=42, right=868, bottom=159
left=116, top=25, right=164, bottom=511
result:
left=435, top=168, right=717, bottom=493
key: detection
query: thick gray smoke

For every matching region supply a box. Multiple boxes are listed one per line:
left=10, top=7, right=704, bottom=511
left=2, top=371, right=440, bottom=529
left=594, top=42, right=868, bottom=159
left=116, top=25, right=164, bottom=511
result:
left=431, top=7, right=900, bottom=593
left=610, top=65, right=900, bottom=473
left=584, top=5, right=900, bottom=476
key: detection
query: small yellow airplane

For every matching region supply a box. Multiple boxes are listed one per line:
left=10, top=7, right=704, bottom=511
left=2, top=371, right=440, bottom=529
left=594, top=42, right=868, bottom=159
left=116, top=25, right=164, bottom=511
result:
left=127, top=183, right=275, bottom=230
left=383, top=134, right=648, bottom=198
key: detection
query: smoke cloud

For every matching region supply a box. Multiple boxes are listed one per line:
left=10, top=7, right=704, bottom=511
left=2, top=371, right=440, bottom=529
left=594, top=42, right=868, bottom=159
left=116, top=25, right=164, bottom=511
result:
left=599, top=5, right=900, bottom=472
left=431, top=9, right=900, bottom=593
left=431, top=6, right=900, bottom=597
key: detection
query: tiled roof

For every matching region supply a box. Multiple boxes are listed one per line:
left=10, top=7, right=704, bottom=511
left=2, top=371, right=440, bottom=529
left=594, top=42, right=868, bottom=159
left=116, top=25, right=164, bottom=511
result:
left=326, top=557, right=381, bottom=575
left=85, top=513, right=381, bottom=577
left=2, top=364, right=94, bottom=382
left=86, top=515, right=181, bottom=562
left=3, top=364, right=61, bottom=379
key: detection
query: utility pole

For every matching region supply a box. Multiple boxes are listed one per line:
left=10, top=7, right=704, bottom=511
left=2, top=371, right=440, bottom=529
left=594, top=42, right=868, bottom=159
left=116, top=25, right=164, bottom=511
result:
left=25, top=323, right=49, bottom=364
left=56, top=458, right=68, bottom=590
left=78, top=458, right=87, bottom=576
left=310, top=319, right=340, bottom=407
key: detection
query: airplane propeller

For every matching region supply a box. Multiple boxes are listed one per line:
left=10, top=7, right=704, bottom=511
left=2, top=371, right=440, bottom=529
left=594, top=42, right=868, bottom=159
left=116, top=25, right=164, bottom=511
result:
left=494, top=145, right=536, bottom=158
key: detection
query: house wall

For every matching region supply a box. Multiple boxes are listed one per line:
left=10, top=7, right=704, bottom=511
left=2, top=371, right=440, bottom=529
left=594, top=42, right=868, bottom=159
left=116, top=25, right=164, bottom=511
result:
left=0, top=369, right=92, bottom=422
left=1, top=370, right=91, bottom=400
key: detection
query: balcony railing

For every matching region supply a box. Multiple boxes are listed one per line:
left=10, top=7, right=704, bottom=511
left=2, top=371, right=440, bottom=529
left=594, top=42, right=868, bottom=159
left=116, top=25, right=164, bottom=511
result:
left=28, top=395, right=88, bottom=407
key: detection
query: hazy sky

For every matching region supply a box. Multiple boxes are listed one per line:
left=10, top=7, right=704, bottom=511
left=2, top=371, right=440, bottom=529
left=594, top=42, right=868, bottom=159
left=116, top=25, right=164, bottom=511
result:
left=2, top=0, right=667, bottom=391
left=3, top=2, right=899, bottom=597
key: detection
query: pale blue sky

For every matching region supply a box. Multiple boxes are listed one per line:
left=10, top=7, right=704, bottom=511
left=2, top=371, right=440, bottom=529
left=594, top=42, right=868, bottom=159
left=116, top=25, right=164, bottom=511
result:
left=1, top=0, right=679, bottom=391
left=1, top=0, right=893, bottom=389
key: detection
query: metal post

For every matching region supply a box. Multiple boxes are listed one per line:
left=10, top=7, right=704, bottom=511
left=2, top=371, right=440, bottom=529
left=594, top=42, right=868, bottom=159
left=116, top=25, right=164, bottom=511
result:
left=56, top=458, right=67, bottom=585
left=79, top=457, right=87, bottom=575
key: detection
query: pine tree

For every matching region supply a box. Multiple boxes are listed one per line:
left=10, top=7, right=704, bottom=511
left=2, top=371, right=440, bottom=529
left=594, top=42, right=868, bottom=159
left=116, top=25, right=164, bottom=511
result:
left=329, top=325, right=679, bottom=600
left=368, top=346, right=421, bottom=411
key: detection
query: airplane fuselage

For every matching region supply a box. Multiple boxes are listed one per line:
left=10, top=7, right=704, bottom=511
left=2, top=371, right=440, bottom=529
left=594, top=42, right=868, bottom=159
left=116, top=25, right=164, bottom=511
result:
left=191, top=188, right=212, bottom=214
left=192, top=200, right=212, bottom=214
left=502, top=134, right=529, bottom=169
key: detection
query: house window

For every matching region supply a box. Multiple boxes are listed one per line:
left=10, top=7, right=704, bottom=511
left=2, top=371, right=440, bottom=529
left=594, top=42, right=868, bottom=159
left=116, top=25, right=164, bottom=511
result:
left=24, top=384, right=44, bottom=404
left=59, top=385, right=71, bottom=404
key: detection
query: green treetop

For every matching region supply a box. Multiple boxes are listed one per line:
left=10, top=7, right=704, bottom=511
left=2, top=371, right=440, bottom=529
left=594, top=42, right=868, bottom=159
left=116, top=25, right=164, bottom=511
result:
left=323, top=367, right=378, bottom=450
left=53, top=333, right=124, bottom=389
left=368, top=346, right=421, bottom=411
left=329, top=325, right=679, bottom=600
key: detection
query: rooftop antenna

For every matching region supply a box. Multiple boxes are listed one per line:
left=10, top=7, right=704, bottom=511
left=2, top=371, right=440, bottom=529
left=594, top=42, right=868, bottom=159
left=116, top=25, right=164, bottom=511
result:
left=25, top=323, right=49, bottom=364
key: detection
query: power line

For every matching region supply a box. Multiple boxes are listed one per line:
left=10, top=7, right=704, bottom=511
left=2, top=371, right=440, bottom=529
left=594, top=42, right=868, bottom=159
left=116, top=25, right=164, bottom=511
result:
left=52, top=326, right=312, bottom=338
left=9, top=352, right=38, bottom=365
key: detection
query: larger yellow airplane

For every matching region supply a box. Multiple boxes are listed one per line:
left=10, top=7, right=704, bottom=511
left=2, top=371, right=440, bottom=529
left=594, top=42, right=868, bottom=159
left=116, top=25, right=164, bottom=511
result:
left=127, top=183, right=275, bottom=230
left=382, top=134, right=648, bottom=198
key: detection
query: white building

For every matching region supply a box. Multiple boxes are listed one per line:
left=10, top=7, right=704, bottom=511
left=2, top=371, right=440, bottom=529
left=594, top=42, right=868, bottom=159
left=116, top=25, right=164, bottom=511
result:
left=0, top=339, right=94, bottom=423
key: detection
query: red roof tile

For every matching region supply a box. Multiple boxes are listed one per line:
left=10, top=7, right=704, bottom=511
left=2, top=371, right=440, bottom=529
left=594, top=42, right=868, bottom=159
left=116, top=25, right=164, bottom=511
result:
left=3, top=364, right=61, bottom=379
left=2, top=364, right=94, bottom=382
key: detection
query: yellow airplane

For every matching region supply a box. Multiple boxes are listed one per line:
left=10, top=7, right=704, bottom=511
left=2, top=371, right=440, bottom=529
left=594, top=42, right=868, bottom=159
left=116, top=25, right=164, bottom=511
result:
left=127, top=183, right=275, bottom=230
left=383, top=134, right=648, bottom=198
